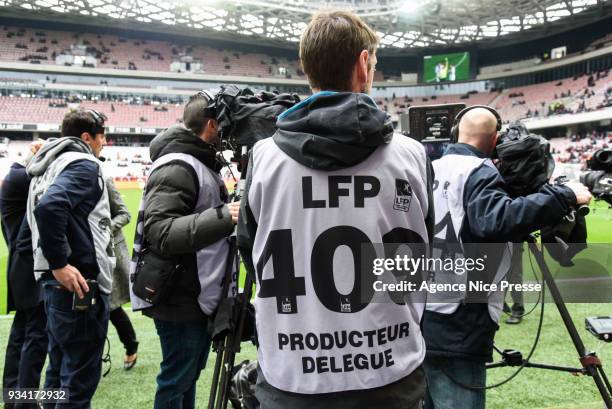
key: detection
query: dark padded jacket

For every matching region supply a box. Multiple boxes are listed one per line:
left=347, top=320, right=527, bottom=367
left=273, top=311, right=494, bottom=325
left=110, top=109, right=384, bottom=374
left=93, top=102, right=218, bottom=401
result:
left=0, top=163, right=40, bottom=311
left=423, top=143, right=577, bottom=362
left=142, top=125, right=234, bottom=322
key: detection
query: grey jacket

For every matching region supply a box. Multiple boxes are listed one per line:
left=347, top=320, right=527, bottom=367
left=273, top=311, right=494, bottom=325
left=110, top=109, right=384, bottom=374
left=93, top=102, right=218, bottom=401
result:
left=107, top=178, right=131, bottom=309
left=26, top=137, right=113, bottom=294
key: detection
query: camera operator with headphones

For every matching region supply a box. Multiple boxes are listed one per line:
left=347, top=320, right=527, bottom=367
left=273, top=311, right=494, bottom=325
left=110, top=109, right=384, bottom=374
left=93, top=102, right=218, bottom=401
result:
left=129, top=91, right=239, bottom=409
left=422, top=106, right=592, bottom=409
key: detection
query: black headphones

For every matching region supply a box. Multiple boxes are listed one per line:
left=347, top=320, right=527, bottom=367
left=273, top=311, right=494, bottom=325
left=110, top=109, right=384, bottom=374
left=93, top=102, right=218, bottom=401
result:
left=449, top=105, right=502, bottom=143
left=87, top=109, right=106, bottom=135
left=194, top=89, right=217, bottom=119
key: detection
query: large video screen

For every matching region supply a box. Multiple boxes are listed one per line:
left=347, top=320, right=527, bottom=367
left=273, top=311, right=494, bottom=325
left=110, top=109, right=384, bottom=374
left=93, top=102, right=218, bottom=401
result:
left=423, top=52, right=470, bottom=83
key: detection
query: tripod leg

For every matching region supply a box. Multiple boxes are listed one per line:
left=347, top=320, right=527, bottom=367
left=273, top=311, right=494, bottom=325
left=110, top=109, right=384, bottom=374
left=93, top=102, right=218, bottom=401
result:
left=208, top=343, right=225, bottom=409
left=216, top=336, right=234, bottom=409
left=528, top=240, right=612, bottom=408
left=219, top=356, right=234, bottom=409
left=599, top=366, right=612, bottom=396
left=218, top=248, right=250, bottom=409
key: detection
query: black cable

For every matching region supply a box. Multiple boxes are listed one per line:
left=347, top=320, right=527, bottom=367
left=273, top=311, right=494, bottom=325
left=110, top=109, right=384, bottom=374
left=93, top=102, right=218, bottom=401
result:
left=503, top=243, right=543, bottom=319
left=102, top=336, right=112, bottom=377
left=440, top=252, right=547, bottom=390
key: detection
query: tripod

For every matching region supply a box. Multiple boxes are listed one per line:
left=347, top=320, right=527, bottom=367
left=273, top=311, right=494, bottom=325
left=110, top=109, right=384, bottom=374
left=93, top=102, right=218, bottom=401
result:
left=208, top=152, right=255, bottom=409
left=207, top=233, right=255, bottom=409
left=488, top=235, right=612, bottom=408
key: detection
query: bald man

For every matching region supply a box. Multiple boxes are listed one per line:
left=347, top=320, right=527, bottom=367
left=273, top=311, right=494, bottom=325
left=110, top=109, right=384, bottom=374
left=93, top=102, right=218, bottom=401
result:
left=422, top=107, right=591, bottom=409
left=457, top=107, right=500, bottom=153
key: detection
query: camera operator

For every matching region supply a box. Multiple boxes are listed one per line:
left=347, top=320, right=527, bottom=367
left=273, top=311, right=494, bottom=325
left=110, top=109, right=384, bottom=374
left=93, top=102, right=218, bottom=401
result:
left=26, top=109, right=113, bottom=408
left=237, top=10, right=434, bottom=409
left=422, top=107, right=592, bottom=409
left=1, top=141, right=46, bottom=409
left=132, top=92, right=238, bottom=408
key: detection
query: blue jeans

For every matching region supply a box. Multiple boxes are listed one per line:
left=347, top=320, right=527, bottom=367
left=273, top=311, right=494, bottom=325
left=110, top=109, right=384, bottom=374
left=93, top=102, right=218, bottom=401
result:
left=153, top=319, right=212, bottom=409
left=42, top=280, right=109, bottom=409
left=423, top=356, right=486, bottom=409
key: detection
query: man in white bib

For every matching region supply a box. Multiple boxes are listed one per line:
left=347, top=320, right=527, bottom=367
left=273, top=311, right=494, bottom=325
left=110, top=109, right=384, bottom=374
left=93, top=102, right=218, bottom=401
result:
left=130, top=93, right=239, bottom=409
left=27, top=110, right=112, bottom=408
left=237, top=9, right=434, bottom=409
left=423, top=107, right=592, bottom=409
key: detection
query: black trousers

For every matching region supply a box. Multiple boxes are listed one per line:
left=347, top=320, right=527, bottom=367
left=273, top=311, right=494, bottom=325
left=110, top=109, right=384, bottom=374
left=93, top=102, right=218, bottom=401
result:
left=109, top=307, right=139, bottom=356
left=2, top=303, right=48, bottom=409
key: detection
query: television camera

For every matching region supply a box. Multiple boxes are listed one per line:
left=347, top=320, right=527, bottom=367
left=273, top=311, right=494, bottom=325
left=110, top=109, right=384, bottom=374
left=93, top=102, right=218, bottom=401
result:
left=203, top=84, right=300, bottom=178
left=580, top=148, right=612, bottom=206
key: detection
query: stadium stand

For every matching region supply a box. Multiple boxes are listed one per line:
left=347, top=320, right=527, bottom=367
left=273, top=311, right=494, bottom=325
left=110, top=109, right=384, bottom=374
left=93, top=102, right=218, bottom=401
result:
left=376, top=90, right=499, bottom=120
left=586, top=32, right=612, bottom=52
left=479, top=33, right=612, bottom=77
left=2, top=25, right=611, bottom=83
left=1, top=67, right=609, bottom=130
left=550, top=130, right=611, bottom=165
left=374, top=69, right=611, bottom=124
left=0, top=25, right=304, bottom=78
left=493, top=69, right=611, bottom=122
left=480, top=58, right=542, bottom=76
left=0, top=96, right=183, bottom=128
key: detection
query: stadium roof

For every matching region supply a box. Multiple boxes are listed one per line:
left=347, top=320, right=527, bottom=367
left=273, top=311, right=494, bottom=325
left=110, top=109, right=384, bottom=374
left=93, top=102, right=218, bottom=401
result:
left=0, top=0, right=610, bottom=51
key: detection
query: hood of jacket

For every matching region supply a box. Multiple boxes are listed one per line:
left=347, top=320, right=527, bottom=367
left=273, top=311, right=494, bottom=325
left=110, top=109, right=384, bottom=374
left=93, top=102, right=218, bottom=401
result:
left=26, top=137, right=93, bottom=177
left=150, top=125, right=220, bottom=172
left=273, top=92, right=393, bottom=170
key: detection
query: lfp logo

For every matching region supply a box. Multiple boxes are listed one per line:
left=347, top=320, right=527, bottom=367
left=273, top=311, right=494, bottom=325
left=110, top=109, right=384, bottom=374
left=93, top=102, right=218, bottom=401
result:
left=393, top=179, right=412, bottom=212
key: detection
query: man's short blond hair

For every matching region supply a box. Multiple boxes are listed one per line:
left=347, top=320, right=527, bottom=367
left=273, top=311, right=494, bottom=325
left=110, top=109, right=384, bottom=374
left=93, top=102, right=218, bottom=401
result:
left=299, top=9, right=379, bottom=92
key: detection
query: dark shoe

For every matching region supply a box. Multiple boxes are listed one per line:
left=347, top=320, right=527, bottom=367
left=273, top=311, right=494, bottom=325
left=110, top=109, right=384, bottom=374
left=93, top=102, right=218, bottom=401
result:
left=124, top=353, right=137, bottom=370
left=511, top=303, right=525, bottom=315
left=503, top=302, right=511, bottom=314
left=506, top=315, right=522, bottom=324
left=506, top=305, right=525, bottom=325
